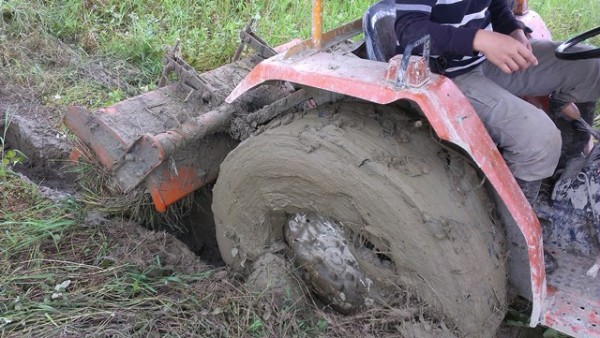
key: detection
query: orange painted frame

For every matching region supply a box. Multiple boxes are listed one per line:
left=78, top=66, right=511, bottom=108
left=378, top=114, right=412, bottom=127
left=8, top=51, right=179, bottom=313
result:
left=226, top=14, right=551, bottom=325
left=226, top=50, right=547, bottom=327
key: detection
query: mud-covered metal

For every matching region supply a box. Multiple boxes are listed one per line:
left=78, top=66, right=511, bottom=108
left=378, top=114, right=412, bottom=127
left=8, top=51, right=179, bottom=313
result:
left=232, top=18, right=277, bottom=62
left=285, top=213, right=380, bottom=313
left=65, top=37, right=305, bottom=212
left=111, top=104, right=235, bottom=193
left=538, top=147, right=600, bottom=256
left=542, top=248, right=600, bottom=337
left=226, top=41, right=547, bottom=327
left=65, top=55, right=261, bottom=211
left=65, top=95, right=237, bottom=212
left=283, top=19, right=362, bottom=60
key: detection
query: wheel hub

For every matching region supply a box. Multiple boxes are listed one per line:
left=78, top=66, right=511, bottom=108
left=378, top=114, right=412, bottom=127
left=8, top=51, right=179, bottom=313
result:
left=285, top=213, right=379, bottom=313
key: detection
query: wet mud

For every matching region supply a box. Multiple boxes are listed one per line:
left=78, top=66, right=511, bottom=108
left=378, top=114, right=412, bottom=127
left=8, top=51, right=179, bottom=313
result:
left=213, top=102, right=508, bottom=337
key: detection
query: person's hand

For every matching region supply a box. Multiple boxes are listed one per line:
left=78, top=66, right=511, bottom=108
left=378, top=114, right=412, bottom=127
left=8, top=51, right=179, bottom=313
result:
left=510, top=28, right=532, bottom=51
left=473, top=29, right=538, bottom=74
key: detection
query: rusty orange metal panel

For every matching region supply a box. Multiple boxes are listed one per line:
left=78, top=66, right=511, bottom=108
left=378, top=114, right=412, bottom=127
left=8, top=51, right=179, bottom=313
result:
left=226, top=50, right=546, bottom=326
left=146, top=166, right=206, bottom=213
left=542, top=248, right=600, bottom=338
left=65, top=105, right=128, bottom=170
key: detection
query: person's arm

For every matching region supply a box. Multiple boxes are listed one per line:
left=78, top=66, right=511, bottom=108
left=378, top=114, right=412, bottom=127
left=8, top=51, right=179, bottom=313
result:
left=395, top=0, right=479, bottom=57
left=488, top=0, right=522, bottom=35
left=488, top=0, right=533, bottom=52
left=476, top=0, right=536, bottom=72
left=396, top=0, right=537, bottom=74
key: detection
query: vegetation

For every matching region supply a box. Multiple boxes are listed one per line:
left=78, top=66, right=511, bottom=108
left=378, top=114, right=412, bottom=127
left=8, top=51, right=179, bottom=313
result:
left=0, top=0, right=598, bottom=336
left=0, top=111, right=25, bottom=178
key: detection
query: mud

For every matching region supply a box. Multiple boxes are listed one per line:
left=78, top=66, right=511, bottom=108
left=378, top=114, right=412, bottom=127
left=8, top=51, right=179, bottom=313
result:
left=98, top=218, right=210, bottom=275
left=213, top=102, right=508, bottom=337
left=0, top=103, right=75, bottom=190
left=244, top=253, right=307, bottom=308
left=0, top=85, right=224, bottom=270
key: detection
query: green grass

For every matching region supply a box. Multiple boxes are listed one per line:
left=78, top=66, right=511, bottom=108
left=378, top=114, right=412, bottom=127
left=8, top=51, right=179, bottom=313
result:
left=2, top=0, right=371, bottom=78
left=0, top=173, right=76, bottom=260
left=2, top=0, right=597, bottom=108
left=0, top=110, right=26, bottom=178
left=532, top=0, right=600, bottom=43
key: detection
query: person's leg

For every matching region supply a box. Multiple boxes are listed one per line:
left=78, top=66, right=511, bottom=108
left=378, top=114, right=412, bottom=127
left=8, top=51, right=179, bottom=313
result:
left=549, top=99, right=596, bottom=169
left=484, top=39, right=600, bottom=167
left=453, top=67, right=562, bottom=274
left=483, top=39, right=600, bottom=102
left=480, top=40, right=600, bottom=273
left=452, top=67, right=562, bottom=183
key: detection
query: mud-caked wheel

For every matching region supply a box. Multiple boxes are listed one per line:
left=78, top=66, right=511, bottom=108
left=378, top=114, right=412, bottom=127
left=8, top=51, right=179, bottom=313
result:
left=212, top=102, right=507, bottom=337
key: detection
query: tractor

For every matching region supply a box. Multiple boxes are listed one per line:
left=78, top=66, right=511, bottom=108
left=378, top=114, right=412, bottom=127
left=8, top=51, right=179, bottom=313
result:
left=64, top=0, right=600, bottom=336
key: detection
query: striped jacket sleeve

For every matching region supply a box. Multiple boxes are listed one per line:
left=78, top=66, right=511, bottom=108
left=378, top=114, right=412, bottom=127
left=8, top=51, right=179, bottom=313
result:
left=488, top=0, right=521, bottom=35
left=394, top=0, right=479, bottom=57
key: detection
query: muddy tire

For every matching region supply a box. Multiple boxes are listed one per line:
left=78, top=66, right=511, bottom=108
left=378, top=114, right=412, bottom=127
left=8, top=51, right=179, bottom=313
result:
left=212, top=102, right=507, bottom=337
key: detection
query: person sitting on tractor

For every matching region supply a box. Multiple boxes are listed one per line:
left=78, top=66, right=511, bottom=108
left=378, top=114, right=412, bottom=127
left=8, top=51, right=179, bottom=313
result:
left=394, top=0, right=600, bottom=270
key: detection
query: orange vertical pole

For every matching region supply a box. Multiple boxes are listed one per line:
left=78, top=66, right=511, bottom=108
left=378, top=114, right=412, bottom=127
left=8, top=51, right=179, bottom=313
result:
left=513, top=0, right=529, bottom=15
left=312, top=0, right=323, bottom=49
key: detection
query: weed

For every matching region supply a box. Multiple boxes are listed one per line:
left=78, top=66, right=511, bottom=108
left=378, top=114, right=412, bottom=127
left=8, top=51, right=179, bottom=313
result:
left=0, top=110, right=26, bottom=178
left=531, top=0, right=600, bottom=43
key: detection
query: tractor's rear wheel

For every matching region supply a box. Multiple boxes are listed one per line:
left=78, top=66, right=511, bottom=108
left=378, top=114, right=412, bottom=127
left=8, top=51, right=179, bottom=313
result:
left=212, top=102, right=507, bottom=337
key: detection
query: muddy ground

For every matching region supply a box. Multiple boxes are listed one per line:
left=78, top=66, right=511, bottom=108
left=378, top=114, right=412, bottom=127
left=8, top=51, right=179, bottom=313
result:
left=0, top=101, right=463, bottom=337
left=0, top=103, right=531, bottom=338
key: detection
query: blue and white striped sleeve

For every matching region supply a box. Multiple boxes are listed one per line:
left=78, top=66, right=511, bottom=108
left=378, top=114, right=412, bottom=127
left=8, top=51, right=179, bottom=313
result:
left=488, top=0, right=521, bottom=35
left=395, top=0, right=479, bottom=57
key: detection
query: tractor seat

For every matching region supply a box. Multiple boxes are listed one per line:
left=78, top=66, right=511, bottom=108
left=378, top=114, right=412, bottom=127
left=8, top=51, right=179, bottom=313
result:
left=363, top=0, right=398, bottom=62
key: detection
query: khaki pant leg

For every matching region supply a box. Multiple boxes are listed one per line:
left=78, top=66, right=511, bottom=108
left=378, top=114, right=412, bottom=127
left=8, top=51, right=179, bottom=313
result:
left=452, top=67, right=562, bottom=181
left=483, top=39, right=600, bottom=102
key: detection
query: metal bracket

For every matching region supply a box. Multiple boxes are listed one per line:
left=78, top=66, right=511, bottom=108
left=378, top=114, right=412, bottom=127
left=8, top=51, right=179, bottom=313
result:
left=232, top=18, right=277, bottom=62
left=396, top=35, right=431, bottom=88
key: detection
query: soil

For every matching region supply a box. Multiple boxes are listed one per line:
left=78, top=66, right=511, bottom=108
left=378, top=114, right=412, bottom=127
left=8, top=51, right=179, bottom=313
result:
left=0, top=98, right=71, bottom=183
